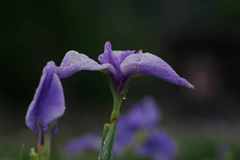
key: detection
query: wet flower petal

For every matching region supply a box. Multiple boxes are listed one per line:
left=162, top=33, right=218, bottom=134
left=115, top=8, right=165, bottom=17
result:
left=98, top=41, right=115, bottom=65
left=98, top=42, right=136, bottom=83
left=98, top=42, right=135, bottom=68
left=25, top=61, right=65, bottom=133
left=120, top=52, right=194, bottom=88
left=58, top=42, right=193, bottom=91
left=57, top=50, right=109, bottom=78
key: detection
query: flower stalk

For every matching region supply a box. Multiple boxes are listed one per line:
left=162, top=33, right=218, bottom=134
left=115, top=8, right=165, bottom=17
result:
left=98, top=82, right=126, bottom=160
left=39, top=133, right=51, bottom=160
left=30, top=132, right=51, bottom=160
left=26, top=41, right=193, bottom=160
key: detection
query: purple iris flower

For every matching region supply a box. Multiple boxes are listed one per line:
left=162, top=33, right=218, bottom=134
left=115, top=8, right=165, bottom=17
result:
left=57, top=41, right=193, bottom=92
left=64, top=97, right=176, bottom=159
left=25, top=61, right=65, bottom=138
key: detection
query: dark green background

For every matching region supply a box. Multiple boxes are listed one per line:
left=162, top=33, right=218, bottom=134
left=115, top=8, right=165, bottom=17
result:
left=0, top=0, right=239, bottom=154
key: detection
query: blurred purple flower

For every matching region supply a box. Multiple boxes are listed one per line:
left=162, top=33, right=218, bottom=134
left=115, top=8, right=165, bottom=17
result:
left=113, top=116, right=135, bottom=154
left=113, top=97, right=160, bottom=154
left=218, top=144, right=230, bottom=160
left=65, top=134, right=101, bottom=156
left=57, top=41, right=193, bottom=92
left=64, top=97, right=176, bottom=160
left=137, top=131, right=176, bottom=160
left=124, top=97, right=160, bottom=131
left=25, top=61, right=65, bottom=135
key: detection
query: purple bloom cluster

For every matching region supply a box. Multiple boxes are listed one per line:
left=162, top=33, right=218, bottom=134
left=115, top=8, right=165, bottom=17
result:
left=25, top=41, right=192, bottom=149
left=64, top=97, right=176, bottom=160
left=57, top=42, right=193, bottom=92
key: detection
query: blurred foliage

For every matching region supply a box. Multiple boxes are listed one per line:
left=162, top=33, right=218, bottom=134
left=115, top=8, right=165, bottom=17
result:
left=0, top=136, right=240, bottom=160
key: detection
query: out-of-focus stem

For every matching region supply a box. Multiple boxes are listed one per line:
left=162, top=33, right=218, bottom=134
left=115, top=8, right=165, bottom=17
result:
left=39, top=133, right=51, bottom=160
left=30, top=131, right=51, bottom=160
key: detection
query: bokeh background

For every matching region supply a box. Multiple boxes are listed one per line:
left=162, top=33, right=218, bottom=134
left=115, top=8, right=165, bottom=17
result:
left=0, top=0, right=239, bottom=159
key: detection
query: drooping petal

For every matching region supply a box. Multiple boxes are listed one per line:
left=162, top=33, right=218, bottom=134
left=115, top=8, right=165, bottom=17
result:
left=57, top=50, right=109, bottom=78
left=120, top=52, right=194, bottom=89
left=25, top=61, right=65, bottom=133
left=64, top=134, right=100, bottom=156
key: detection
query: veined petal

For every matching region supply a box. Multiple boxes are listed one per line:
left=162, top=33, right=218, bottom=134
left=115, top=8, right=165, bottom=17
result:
left=98, top=42, right=136, bottom=83
left=98, top=42, right=121, bottom=76
left=25, top=61, right=65, bottom=133
left=98, top=42, right=135, bottom=71
left=98, top=41, right=114, bottom=64
left=57, top=50, right=109, bottom=78
left=115, top=50, right=136, bottom=63
left=120, top=53, right=194, bottom=88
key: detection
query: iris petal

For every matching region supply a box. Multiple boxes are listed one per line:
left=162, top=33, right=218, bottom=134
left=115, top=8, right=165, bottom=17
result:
left=120, top=52, right=194, bottom=88
left=25, top=61, right=65, bottom=133
left=58, top=50, right=109, bottom=78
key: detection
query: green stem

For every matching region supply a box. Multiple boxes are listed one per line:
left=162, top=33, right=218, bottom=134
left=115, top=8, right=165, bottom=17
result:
left=98, top=83, right=125, bottom=160
left=30, top=131, right=51, bottom=160
left=39, top=133, right=51, bottom=160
